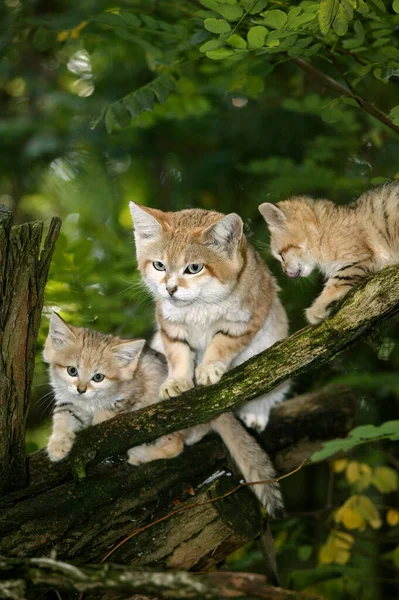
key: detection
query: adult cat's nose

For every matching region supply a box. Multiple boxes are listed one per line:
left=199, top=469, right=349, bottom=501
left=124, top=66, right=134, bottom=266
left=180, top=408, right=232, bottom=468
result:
left=167, top=285, right=177, bottom=296
left=77, top=385, right=87, bottom=394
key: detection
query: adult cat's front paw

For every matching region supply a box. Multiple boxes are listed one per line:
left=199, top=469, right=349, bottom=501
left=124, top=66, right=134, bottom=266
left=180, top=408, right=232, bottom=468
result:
left=238, top=410, right=269, bottom=433
left=306, top=303, right=330, bottom=325
left=160, top=377, right=194, bottom=399
left=47, top=433, right=75, bottom=462
left=195, top=361, right=227, bottom=386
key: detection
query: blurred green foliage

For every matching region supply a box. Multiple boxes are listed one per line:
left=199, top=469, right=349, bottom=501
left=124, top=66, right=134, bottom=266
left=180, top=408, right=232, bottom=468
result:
left=2, top=0, right=399, bottom=597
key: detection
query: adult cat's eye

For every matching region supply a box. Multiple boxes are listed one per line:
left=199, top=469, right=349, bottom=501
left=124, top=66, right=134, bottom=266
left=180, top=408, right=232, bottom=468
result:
left=185, top=263, right=204, bottom=274
left=67, top=366, right=78, bottom=377
left=92, top=373, right=105, bottom=383
left=153, top=261, right=166, bottom=271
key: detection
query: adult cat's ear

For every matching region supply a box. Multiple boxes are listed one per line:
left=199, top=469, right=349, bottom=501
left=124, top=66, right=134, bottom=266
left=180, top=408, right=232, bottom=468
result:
left=258, top=203, right=286, bottom=229
left=48, top=312, right=76, bottom=348
left=202, top=213, right=243, bottom=254
left=129, top=202, right=162, bottom=242
left=112, top=339, right=145, bottom=368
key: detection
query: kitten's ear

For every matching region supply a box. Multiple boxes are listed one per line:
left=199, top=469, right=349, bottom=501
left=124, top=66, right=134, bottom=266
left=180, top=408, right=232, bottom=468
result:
left=259, top=203, right=286, bottom=230
left=48, top=312, right=75, bottom=348
left=129, top=202, right=162, bottom=242
left=112, top=339, right=145, bottom=368
left=202, top=213, right=243, bottom=254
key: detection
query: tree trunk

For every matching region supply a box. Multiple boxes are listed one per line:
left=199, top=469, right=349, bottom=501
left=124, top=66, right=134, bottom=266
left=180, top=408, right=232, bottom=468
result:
left=0, top=206, right=61, bottom=495
left=0, top=385, right=356, bottom=566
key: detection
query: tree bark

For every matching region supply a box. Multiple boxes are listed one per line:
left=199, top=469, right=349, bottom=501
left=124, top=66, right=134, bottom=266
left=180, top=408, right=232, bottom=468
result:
left=0, top=385, right=356, bottom=565
left=0, top=206, right=61, bottom=495
left=0, top=556, right=321, bottom=600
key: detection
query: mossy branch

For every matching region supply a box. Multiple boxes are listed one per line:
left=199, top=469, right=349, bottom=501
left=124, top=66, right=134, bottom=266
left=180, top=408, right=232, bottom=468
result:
left=55, top=265, right=399, bottom=476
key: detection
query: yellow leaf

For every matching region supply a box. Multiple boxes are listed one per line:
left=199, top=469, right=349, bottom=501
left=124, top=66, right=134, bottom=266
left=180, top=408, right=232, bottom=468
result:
left=333, top=458, right=348, bottom=473
left=335, top=548, right=351, bottom=564
left=70, top=21, right=88, bottom=39
left=341, top=507, right=365, bottom=530
left=346, top=461, right=361, bottom=483
left=387, top=509, right=399, bottom=526
left=275, top=530, right=288, bottom=549
left=319, top=542, right=334, bottom=564
left=332, top=531, right=354, bottom=549
left=360, top=463, right=372, bottom=476
left=372, top=466, right=398, bottom=494
left=57, top=30, right=69, bottom=41
left=354, top=495, right=382, bottom=529
left=369, top=516, right=382, bottom=529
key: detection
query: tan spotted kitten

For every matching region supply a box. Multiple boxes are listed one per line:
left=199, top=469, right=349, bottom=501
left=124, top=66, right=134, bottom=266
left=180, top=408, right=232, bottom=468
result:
left=44, top=312, right=283, bottom=515
left=260, top=182, right=399, bottom=324
left=129, top=202, right=289, bottom=432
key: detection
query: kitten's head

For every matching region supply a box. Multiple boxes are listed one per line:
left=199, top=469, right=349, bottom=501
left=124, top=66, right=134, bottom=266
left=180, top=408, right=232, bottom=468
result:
left=43, top=312, right=145, bottom=404
left=130, top=203, right=244, bottom=305
left=259, top=198, right=318, bottom=278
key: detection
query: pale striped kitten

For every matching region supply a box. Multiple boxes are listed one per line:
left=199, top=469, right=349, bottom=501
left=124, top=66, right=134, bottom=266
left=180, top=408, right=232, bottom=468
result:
left=259, top=182, right=399, bottom=324
left=129, top=202, right=289, bottom=432
left=44, top=312, right=283, bottom=516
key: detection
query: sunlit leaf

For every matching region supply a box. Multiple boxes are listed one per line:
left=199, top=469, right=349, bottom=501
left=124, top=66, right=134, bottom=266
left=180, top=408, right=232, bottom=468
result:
left=247, top=26, right=268, bottom=48
left=261, top=9, right=288, bottom=28
left=204, top=18, right=232, bottom=33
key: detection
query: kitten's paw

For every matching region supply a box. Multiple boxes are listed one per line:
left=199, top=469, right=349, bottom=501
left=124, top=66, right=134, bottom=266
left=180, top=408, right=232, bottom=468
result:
left=47, top=433, right=75, bottom=462
left=238, top=410, right=269, bottom=433
left=306, top=304, right=329, bottom=325
left=196, top=361, right=227, bottom=386
left=160, top=377, right=194, bottom=399
left=127, top=445, right=152, bottom=466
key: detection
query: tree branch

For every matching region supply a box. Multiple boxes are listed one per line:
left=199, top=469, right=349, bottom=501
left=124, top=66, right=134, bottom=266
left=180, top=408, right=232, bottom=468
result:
left=54, top=265, right=399, bottom=478
left=0, top=556, right=321, bottom=600
left=291, top=57, right=399, bottom=135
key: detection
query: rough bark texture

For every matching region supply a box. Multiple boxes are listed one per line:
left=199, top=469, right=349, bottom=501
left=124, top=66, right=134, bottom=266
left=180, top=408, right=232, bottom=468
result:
left=0, top=557, right=321, bottom=600
left=0, top=206, right=61, bottom=495
left=34, top=264, right=397, bottom=481
left=0, top=385, right=356, bottom=566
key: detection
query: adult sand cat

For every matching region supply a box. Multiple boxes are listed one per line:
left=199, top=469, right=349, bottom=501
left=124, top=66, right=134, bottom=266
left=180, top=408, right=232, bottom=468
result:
left=44, top=312, right=283, bottom=516
left=259, top=182, right=399, bottom=325
left=129, top=202, right=289, bottom=432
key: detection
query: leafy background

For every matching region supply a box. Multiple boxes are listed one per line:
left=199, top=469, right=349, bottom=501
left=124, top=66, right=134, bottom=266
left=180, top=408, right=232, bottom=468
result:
left=2, top=0, right=399, bottom=597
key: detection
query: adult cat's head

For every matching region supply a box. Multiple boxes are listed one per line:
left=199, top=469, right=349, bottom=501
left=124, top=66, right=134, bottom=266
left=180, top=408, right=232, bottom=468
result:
left=130, top=203, right=244, bottom=305
left=43, top=312, right=145, bottom=404
left=259, top=198, right=320, bottom=279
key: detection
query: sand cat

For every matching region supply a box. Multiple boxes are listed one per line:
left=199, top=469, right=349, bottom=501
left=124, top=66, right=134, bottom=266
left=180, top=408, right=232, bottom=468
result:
left=129, top=202, right=289, bottom=432
left=259, top=182, right=399, bottom=324
left=44, top=312, right=283, bottom=516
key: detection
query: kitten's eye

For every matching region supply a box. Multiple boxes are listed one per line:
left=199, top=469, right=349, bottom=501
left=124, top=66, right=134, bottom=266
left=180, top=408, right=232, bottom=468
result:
left=185, top=263, right=204, bottom=275
left=92, top=373, right=105, bottom=383
left=67, top=366, right=78, bottom=377
left=153, top=261, right=166, bottom=271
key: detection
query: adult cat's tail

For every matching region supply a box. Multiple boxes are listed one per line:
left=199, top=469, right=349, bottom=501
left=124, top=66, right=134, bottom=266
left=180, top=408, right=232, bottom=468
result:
left=211, top=412, right=284, bottom=518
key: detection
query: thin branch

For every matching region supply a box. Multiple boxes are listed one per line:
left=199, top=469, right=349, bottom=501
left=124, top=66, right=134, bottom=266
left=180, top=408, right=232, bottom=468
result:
left=0, top=557, right=321, bottom=600
left=291, top=57, right=399, bottom=135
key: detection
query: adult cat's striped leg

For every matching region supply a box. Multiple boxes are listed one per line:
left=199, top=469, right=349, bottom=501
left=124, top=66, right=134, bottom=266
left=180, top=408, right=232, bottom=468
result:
left=160, top=331, right=195, bottom=399
left=47, top=405, right=90, bottom=462
left=306, top=261, right=371, bottom=324
left=196, top=328, right=256, bottom=385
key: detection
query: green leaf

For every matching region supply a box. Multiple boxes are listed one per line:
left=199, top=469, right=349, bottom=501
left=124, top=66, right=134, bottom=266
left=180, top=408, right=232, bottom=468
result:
left=95, top=12, right=123, bottom=27
left=200, top=39, right=225, bottom=52
left=333, top=0, right=355, bottom=36
left=319, top=0, right=338, bottom=34
left=247, top=25, right=268, bottom=48
left=149, top=74, right=176, bottom=103
left=369, top=0, right=386, bottom=11
left=141, top=14, right=158, bottom=29
left=123, top=95, right=142, bottom=118
left=298, top=545, right=313, bottom=561
left=394, top=0, right=399, bottom=12
left=204, top=18, right=232, bottom=33
left=119, top=11, right=141, bottom=28
left=200, top=0, right=220, bottom=9
left=217, top=3, right=244, bottom=20
left=135, top=87, right=155, bottom=111
left=206, top=47, right=236, bottom=59
left=353, top=20, right=365, bottom=42
left=241, top=0, right=268, bottom=14
left=226, top=34, right=247, bottom=48
left=105, top=106, right=115, bottom=133
left=356, top=0, right=369, bottom=13
left=262, top=9, right=287, bottom=28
